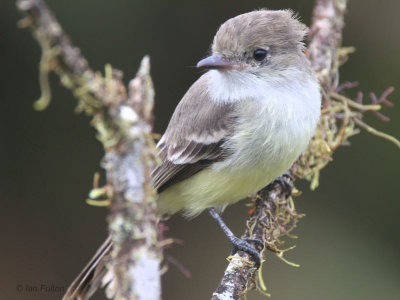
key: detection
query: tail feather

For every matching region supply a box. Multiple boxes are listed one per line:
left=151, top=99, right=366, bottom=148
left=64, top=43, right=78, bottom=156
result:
left=63, top=236, right=113, bottom=300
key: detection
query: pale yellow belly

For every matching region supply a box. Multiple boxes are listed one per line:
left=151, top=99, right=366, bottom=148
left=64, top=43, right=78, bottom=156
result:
left=157, top=162, right=281, bottom=218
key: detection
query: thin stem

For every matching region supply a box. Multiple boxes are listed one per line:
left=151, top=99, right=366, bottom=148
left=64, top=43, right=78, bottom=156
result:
left=354, top=118, right=400, bottom=149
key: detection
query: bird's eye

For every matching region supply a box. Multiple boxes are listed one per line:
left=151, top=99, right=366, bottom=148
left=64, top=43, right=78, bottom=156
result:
left=253, top=49, right=268, bottom=61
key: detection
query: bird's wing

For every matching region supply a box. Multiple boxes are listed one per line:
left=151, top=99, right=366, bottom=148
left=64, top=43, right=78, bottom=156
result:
left=152, top=73, right=237, bottom=193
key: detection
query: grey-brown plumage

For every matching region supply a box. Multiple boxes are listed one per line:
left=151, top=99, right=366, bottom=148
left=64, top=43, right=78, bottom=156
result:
left=152, top=74, right=237, bottom=192
left=63, top=237, right=112, bottom=300
left=212, top=9, right=307, bottom=67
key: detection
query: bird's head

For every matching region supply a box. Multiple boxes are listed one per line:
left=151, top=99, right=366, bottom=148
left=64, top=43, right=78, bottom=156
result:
left=197, top=10, right=309, bottom=79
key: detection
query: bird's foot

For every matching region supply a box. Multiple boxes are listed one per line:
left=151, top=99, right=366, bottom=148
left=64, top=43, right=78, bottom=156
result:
left=230, top=236, right=263, bottom=268
left=274, top=172, right=293, bottom=196
left=207, top=207, right=263, bottom=268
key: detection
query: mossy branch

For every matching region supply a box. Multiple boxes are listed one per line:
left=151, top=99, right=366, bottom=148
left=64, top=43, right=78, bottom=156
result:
left=212, top=0, right=398, bottom=299
left=17, top=0, right=161, bottom=299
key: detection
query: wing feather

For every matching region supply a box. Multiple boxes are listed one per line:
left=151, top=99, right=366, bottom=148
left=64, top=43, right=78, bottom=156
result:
left=151, top=73, right=237, bottom=192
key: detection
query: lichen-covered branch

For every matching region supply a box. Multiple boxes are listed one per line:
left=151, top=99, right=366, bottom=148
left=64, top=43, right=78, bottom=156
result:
left=308, top=0, right=347, bottom=93
left=213, top=0, right=399, bottom=298
left=211, top=177, right=300, bottom=300
left=101, top=59, right=160, bottom=300
left=16, top=0, right=161, bottom=299
left=295, top=0, right=399, bottom=189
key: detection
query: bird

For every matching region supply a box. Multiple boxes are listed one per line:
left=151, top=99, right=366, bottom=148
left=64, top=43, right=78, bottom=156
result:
left=63, top=9, right=321, bottom=300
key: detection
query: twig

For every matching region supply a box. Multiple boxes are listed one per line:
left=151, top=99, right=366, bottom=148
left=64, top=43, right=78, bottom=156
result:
left=16, top=0, right=161, bottom=299
left=354, top=118, right=400, bottom=149
left=330, top=93, right=381, bottom=111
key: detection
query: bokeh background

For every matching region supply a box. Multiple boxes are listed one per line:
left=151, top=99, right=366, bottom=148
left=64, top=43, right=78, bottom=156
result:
left=1, top=0, right=399, bottom=299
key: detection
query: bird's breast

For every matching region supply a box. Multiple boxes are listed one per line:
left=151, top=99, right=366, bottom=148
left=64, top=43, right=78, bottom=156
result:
left=214, top=78, right=321, bottom=186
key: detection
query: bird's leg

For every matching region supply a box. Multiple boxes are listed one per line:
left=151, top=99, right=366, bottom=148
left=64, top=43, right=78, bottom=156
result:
left=273, top=172, right=293, bottom=196
left=207, top=207, right=263, bottom=268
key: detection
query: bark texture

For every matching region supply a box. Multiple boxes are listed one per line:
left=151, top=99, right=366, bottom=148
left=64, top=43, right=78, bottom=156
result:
left=17, top=1, right=161, bottom=299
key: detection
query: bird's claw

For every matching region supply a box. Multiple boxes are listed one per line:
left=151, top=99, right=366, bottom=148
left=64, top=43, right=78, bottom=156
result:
left=274, top=172, right=293, bottom=196
left=230, top=236, right=263, bottom=268
left=243, top=237, right=264, bottom=249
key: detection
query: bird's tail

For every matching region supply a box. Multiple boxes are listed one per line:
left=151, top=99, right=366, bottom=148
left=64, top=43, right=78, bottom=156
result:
left=63, top=236, right=113, bottom=300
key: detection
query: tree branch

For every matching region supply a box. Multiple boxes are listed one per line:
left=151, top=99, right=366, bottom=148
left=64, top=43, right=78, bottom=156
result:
left=211, top=179, right=300, bottom=299
left=16, top=1, right=161, bottom=299
left=211, top=1, right=348, bottom=299
left=308, top=0, right=347, bottom=94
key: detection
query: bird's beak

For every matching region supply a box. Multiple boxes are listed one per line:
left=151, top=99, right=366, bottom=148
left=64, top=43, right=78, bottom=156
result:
left=196, top=54, right=239, bottom=70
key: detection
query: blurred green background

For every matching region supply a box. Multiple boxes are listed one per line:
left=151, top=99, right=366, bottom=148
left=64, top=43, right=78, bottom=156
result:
left=1, top=0, right=399, bottom=299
